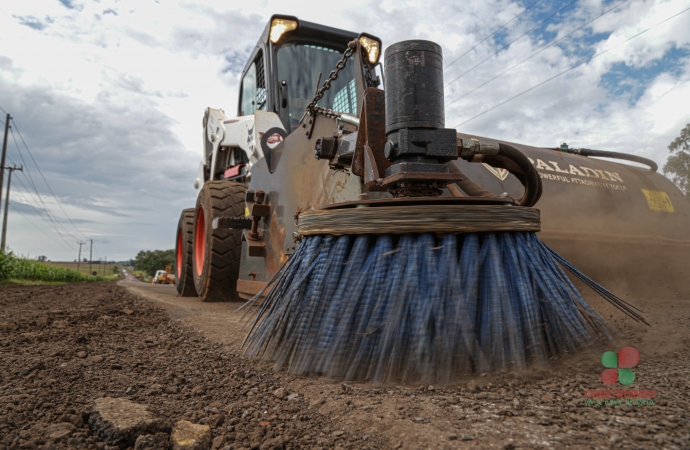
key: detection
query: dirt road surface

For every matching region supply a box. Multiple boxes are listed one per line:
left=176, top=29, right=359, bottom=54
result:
left=1, top=273, right=689, bottom=449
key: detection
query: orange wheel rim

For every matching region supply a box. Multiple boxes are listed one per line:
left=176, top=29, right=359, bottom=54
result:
left=194, top=207, right=206, bottom=278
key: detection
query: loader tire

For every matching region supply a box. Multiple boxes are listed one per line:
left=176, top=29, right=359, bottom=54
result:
left=175, top=208, right=197, bottom=296
left=193, top=180, right=247, bottom=302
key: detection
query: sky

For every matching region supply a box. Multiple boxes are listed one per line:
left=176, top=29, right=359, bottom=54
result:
left=0, top=0, right=689, bottom=261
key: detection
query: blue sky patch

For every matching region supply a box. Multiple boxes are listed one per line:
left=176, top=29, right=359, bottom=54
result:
left=601, top=45, right=690, bottom=103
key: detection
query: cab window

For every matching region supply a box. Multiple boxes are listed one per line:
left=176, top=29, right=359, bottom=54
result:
left=277, top=43, right=357, bottom=130
left=240, top=52, right=267, bottom=116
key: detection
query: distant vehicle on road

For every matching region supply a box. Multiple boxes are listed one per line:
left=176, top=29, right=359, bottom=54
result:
left=152, top=266, right=175, bottom=285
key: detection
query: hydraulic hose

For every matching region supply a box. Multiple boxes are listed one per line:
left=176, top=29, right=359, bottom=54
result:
left=566, top=148, right=658, bottom=172
left=496, top=143, right=542, bottom=207
left=454, top=140, right=542, bottom=207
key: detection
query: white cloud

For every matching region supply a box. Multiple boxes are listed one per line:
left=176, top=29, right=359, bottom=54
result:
left=0, top=0, right=689, bottom=260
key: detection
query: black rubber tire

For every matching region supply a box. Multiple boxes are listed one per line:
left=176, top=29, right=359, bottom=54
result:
left=192, top=180, right=247, bottom=302
left=175, top=208, right=197, bottom=296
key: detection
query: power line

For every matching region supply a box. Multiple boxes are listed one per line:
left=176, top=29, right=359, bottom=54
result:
left=8, top=202, right=75, bottom=252
left=444, top=0, right=578, bottom=88
left=445, top=0, right=632, bottom=110
left=8, top=128, right=79, bottom=246
left=452, top=6, right=690, bottom=128
left=444, top=0, right=542, bottom=70
left=10, top=177, right=77, bottom=251
left=10, top=117, right=89, bottom=240
left=8, top=126, right=82, bottom=243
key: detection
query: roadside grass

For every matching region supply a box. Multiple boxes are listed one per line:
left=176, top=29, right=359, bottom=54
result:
left=46, top=261, right=120, bottom=277
left=5, top=279, right=68, bottom=286
left=0, top=251, right=111, bottom=283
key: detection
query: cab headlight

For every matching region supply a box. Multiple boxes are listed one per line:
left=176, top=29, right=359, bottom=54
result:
left=359, top=36, right=381, bottom=64
left=270, top=18, right=298, bottom=44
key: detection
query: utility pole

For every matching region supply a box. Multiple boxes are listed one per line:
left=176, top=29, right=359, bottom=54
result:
left=1, top=165, right=23, bottom=252
left=89, top=239, right=93, bottom=276
left=0, top=113, right=10, bottom=209
left=103, top=256, right=107, bottom=276
left=77, top=241, right=85, bottom=272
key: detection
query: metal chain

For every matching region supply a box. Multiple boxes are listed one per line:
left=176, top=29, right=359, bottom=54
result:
left=302, top=40, right=358, bottom=121
left=311, top=106, right=342, bottom=119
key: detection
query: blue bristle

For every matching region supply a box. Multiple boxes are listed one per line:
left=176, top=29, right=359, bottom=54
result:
left=243, top=231, right=620, bottom=384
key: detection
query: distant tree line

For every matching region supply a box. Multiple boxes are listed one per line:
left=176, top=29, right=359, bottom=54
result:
left=134, top=249, right=175, bottom=276
left=665, top=124, right=690, bottom=199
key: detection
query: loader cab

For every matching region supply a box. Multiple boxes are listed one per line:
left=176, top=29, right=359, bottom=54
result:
left=238, top=15, right=382, bottom=133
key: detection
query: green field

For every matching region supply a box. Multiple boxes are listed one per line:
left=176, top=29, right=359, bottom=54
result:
left=1, top=252, right=115, bottom=284
left=46, top=261, right=121, bottom=277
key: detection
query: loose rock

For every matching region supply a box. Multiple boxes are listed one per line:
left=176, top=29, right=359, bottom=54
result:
left=170, top=421, right=211, bottom=450
left=89, top=397, right=168, bottom=447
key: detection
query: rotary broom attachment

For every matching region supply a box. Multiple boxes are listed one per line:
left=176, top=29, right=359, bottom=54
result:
left=242, top=40, right=646, bottom=384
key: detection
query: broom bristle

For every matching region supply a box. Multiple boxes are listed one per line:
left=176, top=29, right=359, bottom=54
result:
left=243, top=232, right=620, bottom=384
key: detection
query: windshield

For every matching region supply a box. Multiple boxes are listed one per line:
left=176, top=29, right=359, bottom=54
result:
left=277, top=43, right=357, bottom=130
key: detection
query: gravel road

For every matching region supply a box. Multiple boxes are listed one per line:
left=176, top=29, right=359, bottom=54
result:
left=1, top=278, right=689, bottom=449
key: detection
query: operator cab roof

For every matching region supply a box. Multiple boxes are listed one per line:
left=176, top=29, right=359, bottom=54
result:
left=240, top=15, right=362, bottom=77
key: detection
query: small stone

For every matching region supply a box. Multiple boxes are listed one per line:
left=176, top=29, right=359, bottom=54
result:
left=89, top=397, right=167, bottom=447
left=332, top=430, right=344, bottom=437
left=461, top=434, right=473, bottom=441
left=77, top=351, right=87, bottom=358
left=539, top=418, right=552, bottom=426
left=191, top=386, right=206, bottom=396
left=122, top=309, right=134, bottom=315
left=541, top=394, right=553, bottom=402
left=272, top=388, right=287, bottom=399
left=91, top=355, right=104, bottom=363
left=48, top=425, right=75, bottom=442
left=134, top=433, right=169, bottom=450
left=287, top=393, right=299, bottom=401
left=503, top=441, right=516, bottom=449
left=25, top=382, right=37, bottom=389
left=448, top=433, right=458, bottom=441
left=466, top=381, right=478, bottom=393
left=170, top=421, right=211, bottom=450
left=427, top=385, right=435, bottom=391
left=110, top=364, right=122, bottom=370
left=310, top=397, right=326, bottom=408
left=211, top=435, right=225, bottom=450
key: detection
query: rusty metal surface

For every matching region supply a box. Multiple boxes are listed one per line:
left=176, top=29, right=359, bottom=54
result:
left=352, top=88, right=389, bottom=178
left=246, top=115, right=363, bottom=280
left=237, top=279, right=271, bottom=299
left=319, top=196, right=516, bottom=210
left=380, top=171, right=462, bottom=186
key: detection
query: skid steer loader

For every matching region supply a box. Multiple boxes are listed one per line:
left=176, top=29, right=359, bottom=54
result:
left=175, top=14, right=690, bottom=303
